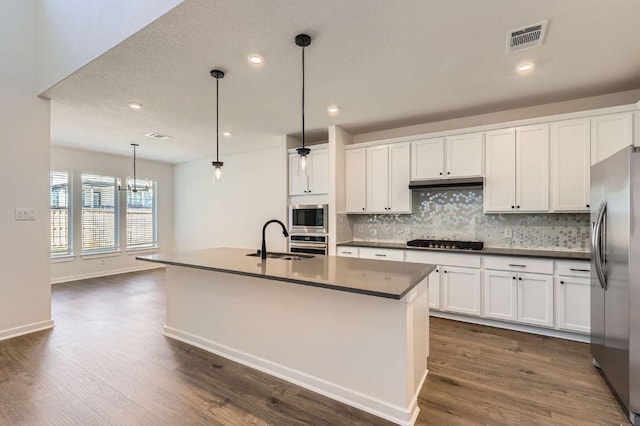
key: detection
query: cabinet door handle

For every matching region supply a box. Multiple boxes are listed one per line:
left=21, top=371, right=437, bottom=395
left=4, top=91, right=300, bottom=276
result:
left=586, top=204, right=590, bottom=208
left=508, top=264, right=526, bottom=267
left=439, top=172, right=443, bottom=175
left=516, top=206, right=520, bottom=209
left=511, top=206, right=515, bottom=209
left=570, top=268, right=589, bottom=272
left=443, top=270, right=447, bottom=274
left=435, top=269, right=439, bottom=273
left=560, top=280, right=565, bottom=284
left=447, top=172, right=450, bottom=175
left=362, top=207, right=365, bottom=211
left=518, top=277, right=522, bottom=281
left=512, top=276, right=516, bottom=280
left=375, top=253, right=387, bottom=257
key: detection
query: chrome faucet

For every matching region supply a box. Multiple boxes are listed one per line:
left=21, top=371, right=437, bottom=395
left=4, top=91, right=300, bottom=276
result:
left=261, top=219, right=289, bottom=260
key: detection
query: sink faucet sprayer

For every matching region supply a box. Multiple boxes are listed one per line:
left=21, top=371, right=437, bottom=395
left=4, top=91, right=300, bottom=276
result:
left=261, top=219, right=289, bottom=260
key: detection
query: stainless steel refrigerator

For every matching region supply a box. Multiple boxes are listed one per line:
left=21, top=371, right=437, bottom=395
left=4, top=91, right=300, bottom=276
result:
left=591, top=145, right=640, bottom=424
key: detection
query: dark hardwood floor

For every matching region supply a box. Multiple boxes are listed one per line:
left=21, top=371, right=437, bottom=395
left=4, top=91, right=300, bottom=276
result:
left=0, top=269, right=629, bottom=425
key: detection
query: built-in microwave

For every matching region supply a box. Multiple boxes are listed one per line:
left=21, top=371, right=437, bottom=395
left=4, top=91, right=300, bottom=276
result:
left=289, top=204, right=328, bottom=234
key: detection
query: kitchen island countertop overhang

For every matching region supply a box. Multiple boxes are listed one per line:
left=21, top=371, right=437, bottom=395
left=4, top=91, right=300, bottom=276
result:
left=136, top=247, right=435, bottom=425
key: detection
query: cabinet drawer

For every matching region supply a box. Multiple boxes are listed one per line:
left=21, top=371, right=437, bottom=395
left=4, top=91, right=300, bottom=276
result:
left=483, top=256, right=553, bottom=275
left=358, top=247, right=405, bottom=261
left=405, top=250, right=481, bottom=268
left=337, top=247, right=359, bottom=258
left=556, top=261, right=590, bottom=277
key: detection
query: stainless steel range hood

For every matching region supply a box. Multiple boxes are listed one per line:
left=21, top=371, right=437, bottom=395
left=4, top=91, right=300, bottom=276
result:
left=409, top=176, right=484, bottom=191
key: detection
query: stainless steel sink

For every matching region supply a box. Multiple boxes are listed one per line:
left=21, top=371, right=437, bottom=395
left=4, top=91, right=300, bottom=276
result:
left=246, top=251, right=314, bottom=260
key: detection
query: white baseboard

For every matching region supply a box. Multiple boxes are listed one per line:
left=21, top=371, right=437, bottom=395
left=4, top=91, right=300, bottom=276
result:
left=0, top=319, right=55, bottom=342
left=164, top=326, right=420, bottom=426
left=51, top=264, right=164, bottom=284
left=430, top=311, right=590, bottom=343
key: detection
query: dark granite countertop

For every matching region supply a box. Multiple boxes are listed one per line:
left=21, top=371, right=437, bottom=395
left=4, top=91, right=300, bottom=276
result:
left=137, top=247, right=435, bottom=300
left=337, top=241, right=590, bottom=261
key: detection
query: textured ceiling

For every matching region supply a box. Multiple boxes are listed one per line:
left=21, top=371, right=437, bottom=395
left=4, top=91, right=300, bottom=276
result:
left=44, top=0, right=640, bottom=164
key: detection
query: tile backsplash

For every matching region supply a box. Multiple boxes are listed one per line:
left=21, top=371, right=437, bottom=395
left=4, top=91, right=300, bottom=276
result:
left=342, top=189, right=590, bottom=252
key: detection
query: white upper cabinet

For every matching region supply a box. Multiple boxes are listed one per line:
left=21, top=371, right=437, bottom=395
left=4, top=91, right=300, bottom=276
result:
left=485, top=125, right=549, bottom=213
left=411, top=138, right=444, bottom=179
left=308, top=149, right=329, bottom=195
left=367, top=145, right=390, bottom=213
left=516, top=124, right=549, bottom=212
left=411, top=133, right=483, bottom=180
left=388, top=143, right=411, bottom=213
left=446, top=133, right=484, bottom=178
left=591, top=112, right=633, bottom=165
left=346, top=148, right=367, bottom=213
left=550, top=119, right=590, bottom=212
left=288, top=148, right=329, bottom=196
left=289, top=153, right=309, bottom=196
left=346, top=143, right=411, bottom=214
left=484, top=128, right=517, bottom=212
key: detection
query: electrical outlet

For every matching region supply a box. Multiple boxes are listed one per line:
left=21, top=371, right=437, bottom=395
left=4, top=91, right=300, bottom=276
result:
left=504, top=228, right=513, bottom=238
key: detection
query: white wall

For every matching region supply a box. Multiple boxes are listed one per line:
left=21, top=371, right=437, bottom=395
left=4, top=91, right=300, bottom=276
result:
left=174, top=145, right=288, bottom=253
left=355, top=88, right=640, bottom=144
left=50, top=146, right=174, bottom=283
left=0, top=1, right=53, bottom=340
left=37, top=0, right=184, bottom=93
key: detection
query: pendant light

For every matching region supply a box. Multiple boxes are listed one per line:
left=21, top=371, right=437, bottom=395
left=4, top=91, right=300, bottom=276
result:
left=210, top=69, right=225, bottom=184
left=118, top=143, right=150, bottom=192
left=295, top=34, right=312, bottom=176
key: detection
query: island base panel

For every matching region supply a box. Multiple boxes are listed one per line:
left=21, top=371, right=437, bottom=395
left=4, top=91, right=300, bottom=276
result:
left=163, top=266, right=429, bottom=425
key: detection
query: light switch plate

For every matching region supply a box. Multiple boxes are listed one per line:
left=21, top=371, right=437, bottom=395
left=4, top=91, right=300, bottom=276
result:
left=15, top=208, right=36, bottom=221
left=504, top=228, right=513, bottom=238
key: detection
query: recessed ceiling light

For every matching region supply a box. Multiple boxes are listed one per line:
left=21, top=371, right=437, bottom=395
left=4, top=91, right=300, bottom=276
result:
left=517, top=62, right=534, bottom=73
left=145, top=132, right=172, bottom=140
left=248, top=54, right=264, bottom=65
left=327, top=105, right=339, bottom=115
left=128, top=102, right=142, bottom=110
left=223, top=131, right=232, bottom=137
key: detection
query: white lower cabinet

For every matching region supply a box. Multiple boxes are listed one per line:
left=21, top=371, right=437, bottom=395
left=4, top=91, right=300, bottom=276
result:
left=483, top=270, right=518, bottom=321
left=428, top=267, right=441, bottom=310
left=441, top=266, right=481, bottom=316
left=555, top=275, right=590, bottom=334
left=484, top=257, right=555, bottom=328
left=337, top=247, right=359, bottom=258
left=517, top=273, right=554, bottom=327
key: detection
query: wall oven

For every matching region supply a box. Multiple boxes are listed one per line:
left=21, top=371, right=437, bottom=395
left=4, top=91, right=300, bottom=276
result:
left=289, top=204, right=328, bottom=234
left=289, top=234, right=328, bottom=255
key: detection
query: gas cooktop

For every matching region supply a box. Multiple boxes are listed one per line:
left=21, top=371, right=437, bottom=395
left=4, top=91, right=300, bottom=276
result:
left=406, top=239, right=484, bottom=251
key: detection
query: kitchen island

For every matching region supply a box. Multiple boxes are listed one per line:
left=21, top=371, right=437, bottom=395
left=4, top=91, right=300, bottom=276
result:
left=137, top=247, right=434, bottom=425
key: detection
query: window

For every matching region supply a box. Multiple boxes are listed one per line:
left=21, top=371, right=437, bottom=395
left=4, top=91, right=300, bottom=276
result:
left=50, top=171, right=72, bottom=257
left=81, top=174, right=118, bottom=253
left=126, top=179, right=157, bottom=250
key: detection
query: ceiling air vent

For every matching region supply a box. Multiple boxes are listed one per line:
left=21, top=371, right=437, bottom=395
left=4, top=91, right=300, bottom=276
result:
left=506, top=20, right=548, bottom=53
left=145, top=132, right=172, bottom=140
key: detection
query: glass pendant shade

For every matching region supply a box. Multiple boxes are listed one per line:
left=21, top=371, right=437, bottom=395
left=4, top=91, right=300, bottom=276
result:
left=297, top=147, right=310, bottom=176
left=212, top=161, right=224, bottom=184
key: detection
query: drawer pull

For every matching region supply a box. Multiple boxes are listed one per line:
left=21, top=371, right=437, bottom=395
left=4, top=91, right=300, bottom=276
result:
left=569, top=268, right=590, bottom=272
left=342, top=251, right=352, bottom=254
left=374, top=254, right=387, bottom=257
left=508, top=264, right=526, bottom=267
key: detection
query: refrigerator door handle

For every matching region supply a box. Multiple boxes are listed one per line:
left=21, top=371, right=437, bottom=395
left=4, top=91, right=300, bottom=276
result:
left=593, top=200, right=607, bottom=290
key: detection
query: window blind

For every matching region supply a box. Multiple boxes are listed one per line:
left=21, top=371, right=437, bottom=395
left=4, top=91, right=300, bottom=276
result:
left=81, top=174, right=117, bottom=253
left=50, top=171, right=71, bottom=256
left=126, top=179, right=157, bottom=249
